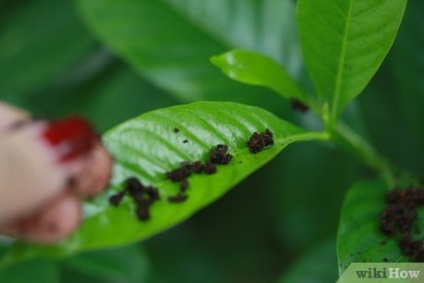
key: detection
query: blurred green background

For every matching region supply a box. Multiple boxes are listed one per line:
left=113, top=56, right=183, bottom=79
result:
left=0, top=0, right=422, bottom=282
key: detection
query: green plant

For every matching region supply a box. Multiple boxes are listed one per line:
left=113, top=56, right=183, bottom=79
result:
left=1, top=0, right=422, bottom=282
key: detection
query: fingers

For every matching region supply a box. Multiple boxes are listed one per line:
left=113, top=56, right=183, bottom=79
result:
left=0, top=142, right=112, bottom=243
left=69, top=142, right=113, bottom=198
left=0, top=192, right=81, bottom=243
left=0, top=117, right=98, bottom=223
left=0, top=102, right=30, bottom=134
left=0, top=102, right=113, bottom=242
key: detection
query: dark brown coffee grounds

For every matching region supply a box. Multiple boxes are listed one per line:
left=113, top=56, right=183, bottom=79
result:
left=191, top=161, right=204, bottom=173
left=168, top=193, right=188, bottom=203
left=109, top=177, right=160, bottom=222
left=136, top=205, right=150, bottom=220
left=180, top=179, right=189, bottom=191
left=209, top=144, right=233, bottom=165
left=165, top=162, right=192, bottom=182
left=290, top=99, right=309, bottom=113
left=165, top=144, right=233, bottom=203
left=380, top=185, right=424, bottom=262
left=108, top=191, right=125, bottom=206
left=247, top=129, right=274, bottom=153
left=203, top=160, right=217, bottom=174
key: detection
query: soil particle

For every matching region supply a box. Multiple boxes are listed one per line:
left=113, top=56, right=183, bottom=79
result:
left=183, top=139, right=189, bottom=143
left=247, top=129, right=274, bottom=153
left=380, top=185, right=424, bottom=262
left=290, top=99, right=309, bottom=113
left=173, top=128, right=180, bottom=133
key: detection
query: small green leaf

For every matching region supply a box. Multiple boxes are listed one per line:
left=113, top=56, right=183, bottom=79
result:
left=297, top=0, right=407, bottom=119
left=3, top=102, right=326, bottom=263
left=337, top=179, right=416, bottom=274
left=211, top=50, right=309, bottom=103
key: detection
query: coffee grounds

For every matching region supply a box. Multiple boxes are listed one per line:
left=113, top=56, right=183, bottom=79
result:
left=108, top=191, right=125, bottom=206
left=165, top=162, right=192, bottom=182
left=209, top=144, right=233, bottom=165
left=290, top=99, right=309, bottom=113
left=166, top=144, right=232, bottom=203
left=203, top=160, right=217, bottom=174
left=247, top=129, right=274, bottom=153
left=380, top=186, right=424, bottom=262
left=191, top=161, right=204, bottom=173
left=180, top=179, right=189, bottom=191
left=168, top=193, right=188, bottom=203
left=109, top=177, right=160, bottom=222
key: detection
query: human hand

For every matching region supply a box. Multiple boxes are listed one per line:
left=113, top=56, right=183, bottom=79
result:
left=0, top=102, right=112, bottom=243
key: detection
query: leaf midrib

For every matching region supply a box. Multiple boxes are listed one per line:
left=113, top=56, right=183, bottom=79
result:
left=331, top=0, right=354, bottom=121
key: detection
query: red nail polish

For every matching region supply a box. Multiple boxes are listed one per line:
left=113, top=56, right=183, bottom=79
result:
left=43, top=117, right=98, bottom=163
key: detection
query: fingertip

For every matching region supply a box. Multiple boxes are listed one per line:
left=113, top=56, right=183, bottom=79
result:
left=0, top=102, right=30, bottom=133
left=69, top=143, right=113, bottom=198
left=0, top=192, right=81, bottom=243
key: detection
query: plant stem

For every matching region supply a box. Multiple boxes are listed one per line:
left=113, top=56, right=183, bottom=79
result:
left=329, top=122, right=395, bottom=187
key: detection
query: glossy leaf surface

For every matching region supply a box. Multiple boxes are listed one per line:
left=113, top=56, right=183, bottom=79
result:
left=3, top=102, right=322, bottom=263
left=297, top=0, right=406, bottom=119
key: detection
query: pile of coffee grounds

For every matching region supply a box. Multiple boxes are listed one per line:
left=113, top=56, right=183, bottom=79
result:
left=290, top=99, right=309, bottom=113
left=166, top=144, right=233, bottom=203
left=109, top=177, right=160, bottom=221
left=209, top=144, right=232, bottom=165
left=380, top=186, right=424, bottom=262
left=247, top=129, right=274, bottom=153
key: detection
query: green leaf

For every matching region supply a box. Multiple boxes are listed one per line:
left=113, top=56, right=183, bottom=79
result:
left=3, top=102, right=326, bottom=262
left=278, top=239, right=338, bottom=283
left=76, top=0, right=302, bottom=113
left=336, top=179, right=418, bottom=274
left=211, top=50, right=309, bottom=103
left=0, top=0, right=94, bottom=98
left=62, top=244, right=149, bottom=283
left=0, top=260, right=59, bottom=283
left=297, top=0, right=406, bottom=119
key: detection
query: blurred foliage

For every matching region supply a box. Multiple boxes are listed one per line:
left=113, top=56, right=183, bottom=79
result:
left=0, top=0, right=422, bottom=282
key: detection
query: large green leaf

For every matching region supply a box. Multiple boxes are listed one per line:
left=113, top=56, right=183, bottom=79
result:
left=2, top=102, right=326, bottom=263
left=0, top=0, right=94, bottom=98
left=278, top=239, right=338, bottom=283
left=297, top=0, right=406, bottom=120
left=76, top=0, right=302, bottom=113
left=211, top=50, right=310, bottom=104
left=336, top=179, right=419, bottom=274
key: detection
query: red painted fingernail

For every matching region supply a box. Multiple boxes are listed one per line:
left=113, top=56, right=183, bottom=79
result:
left=43, top=117, right=98, bottom=163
